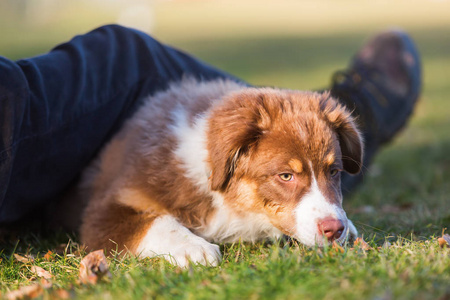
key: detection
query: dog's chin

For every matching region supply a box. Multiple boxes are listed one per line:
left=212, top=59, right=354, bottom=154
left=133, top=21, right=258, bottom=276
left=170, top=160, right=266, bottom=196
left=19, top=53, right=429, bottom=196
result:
left=292, top=236, right=344, bottom=248
left=290, top=232, right=325, bottom=248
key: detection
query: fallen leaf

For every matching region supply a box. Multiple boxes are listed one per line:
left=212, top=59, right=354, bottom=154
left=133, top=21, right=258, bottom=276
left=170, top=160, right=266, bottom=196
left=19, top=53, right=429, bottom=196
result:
left=53, top=289, right=71, bottom=299
left=79, top=250, right=111, bottom=284
left=332, top=241, right=345, bottom=253
left=43, top=251, right=53, bottom=261
left=5, top=279, right=51, bottom=300
left=13, top=254, right=34, bottom=263
left=353, top=237, right=372, bottom=250
left=40, top=278, right=52, bottom=289
left=5, top=284, right=42, bottom=300
left=438, top=234, right=450, bottom=248
left=30, top=266, right=53, bottom=279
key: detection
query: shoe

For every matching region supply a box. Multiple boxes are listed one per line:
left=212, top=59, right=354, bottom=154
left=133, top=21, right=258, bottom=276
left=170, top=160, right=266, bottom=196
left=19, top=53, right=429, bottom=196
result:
left=330, top=30, right=422, bottom=193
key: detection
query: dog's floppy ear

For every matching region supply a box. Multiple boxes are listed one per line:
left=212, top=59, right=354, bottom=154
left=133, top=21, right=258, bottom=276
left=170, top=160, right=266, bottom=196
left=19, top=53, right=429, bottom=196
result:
left=321, top=94, right=364, bottom=174
left=207, top=91, right=269, bottom=191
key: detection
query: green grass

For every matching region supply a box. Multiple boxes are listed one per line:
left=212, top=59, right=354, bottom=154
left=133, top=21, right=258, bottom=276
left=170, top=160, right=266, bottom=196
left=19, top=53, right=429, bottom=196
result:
left=2, top=239, right=450, bottom=299
left=1, top=0, right=450, bottom=299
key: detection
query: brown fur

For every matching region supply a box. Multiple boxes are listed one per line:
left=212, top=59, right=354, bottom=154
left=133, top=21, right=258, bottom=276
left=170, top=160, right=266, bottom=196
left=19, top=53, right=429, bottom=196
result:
left=77, top=79, right=362, bottom=255
left=207, top=88, right=362, bottom=237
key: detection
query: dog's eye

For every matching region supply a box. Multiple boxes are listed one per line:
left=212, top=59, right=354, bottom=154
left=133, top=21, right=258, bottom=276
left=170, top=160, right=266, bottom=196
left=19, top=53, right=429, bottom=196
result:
left=330, top=169, right=340, bottom=177
left=279, top=173, right=294, bottom=181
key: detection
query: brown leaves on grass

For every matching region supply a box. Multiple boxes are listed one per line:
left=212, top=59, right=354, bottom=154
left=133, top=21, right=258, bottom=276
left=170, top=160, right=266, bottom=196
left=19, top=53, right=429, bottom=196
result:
left=332, top=241, right=345, bottom=253
left=30, top=266, right=52, bottom=280
left=6, top=248, right=112, bottom=299
left=52, top=288, right=71, bottom=299
left=438, top=234, right=450, bottom=248
left=5, top=279, right=51, bottom=300
left=43, top=250, right=54, bottom=261
left=79, top=250, right=112, bottom=285
left=330, top=237, right=373, bottom=253
left=12, top=253, right=53, bottom=280
left=5, top=259, right=53, bottom=299
left=13, top=254, right=34, bottom=263
left=353, top=237, right=373, bottom=250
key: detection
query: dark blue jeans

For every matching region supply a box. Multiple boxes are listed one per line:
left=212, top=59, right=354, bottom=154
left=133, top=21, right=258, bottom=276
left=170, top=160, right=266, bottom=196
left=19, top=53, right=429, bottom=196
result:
left=0, top=25, right=358, bottom=225
left=0, top=25, right=244, bottom=224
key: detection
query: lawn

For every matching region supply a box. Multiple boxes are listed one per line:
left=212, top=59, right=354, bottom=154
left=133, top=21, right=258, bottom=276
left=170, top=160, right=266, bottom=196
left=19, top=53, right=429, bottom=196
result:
left=1, top=0, right=450, bottom=299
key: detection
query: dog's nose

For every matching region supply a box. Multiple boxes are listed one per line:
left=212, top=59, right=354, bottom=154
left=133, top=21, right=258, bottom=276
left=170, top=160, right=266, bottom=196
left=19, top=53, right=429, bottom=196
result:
left=318, top=217, right=345, bottom=242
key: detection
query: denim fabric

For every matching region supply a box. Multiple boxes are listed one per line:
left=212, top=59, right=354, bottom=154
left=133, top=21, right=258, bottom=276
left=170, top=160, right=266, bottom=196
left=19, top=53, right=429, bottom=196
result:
left=0, top=25, right=241, bottom=223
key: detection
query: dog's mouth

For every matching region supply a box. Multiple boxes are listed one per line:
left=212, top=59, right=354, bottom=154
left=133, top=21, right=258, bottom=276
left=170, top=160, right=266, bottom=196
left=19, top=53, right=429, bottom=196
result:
left=330, top=221, right=356, bottom=245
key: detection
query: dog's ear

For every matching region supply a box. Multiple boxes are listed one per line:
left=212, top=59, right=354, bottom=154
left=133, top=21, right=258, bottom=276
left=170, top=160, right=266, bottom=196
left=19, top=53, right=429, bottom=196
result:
left=321, top=94, right=364, bottom=174
left=207, top=91, right=270, bottom=191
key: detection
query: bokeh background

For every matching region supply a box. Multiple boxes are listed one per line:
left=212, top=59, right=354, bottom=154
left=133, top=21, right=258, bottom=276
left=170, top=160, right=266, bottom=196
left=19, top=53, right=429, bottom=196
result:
left=1, top=0, right=449, bottom=89
left=1, top=0, right=449, bottom=232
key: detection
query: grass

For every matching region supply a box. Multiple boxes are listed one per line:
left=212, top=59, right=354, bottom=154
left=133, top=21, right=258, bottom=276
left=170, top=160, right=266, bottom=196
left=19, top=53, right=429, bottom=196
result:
left=2, top=239, right=450, bottom=299
left=1, top=0, right=450, bottom=299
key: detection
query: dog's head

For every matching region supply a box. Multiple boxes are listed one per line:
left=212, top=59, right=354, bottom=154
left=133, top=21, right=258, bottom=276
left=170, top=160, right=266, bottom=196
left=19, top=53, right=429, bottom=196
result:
left=207, top=88, right=363, bottom=246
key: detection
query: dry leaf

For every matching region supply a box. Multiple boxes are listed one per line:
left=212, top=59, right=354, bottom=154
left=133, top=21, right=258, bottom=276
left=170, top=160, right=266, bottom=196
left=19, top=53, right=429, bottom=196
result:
left=44, top=251, right=53, bottom=261
left=5, top=279, right=51, bottom=300
left=79, top=250, right=111, bottom=284
left=332, top=241, right=345, bottom=253
left=353, top=237, right=372, bottom=250
left=53, top=289, right=71, bottom=299
left=438, top=234, right=450, bottom=248
left=5, top=284, right=42, bottom=300
left=13, top=254, right=33, bottom=264
left=30, top=266, right=52, bottom=279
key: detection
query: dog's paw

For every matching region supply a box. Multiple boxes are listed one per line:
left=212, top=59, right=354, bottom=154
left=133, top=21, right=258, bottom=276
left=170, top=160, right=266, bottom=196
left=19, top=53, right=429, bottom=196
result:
left=165, top=237, right=221, bottom=267
left=136, top=215, right=222, bottom=267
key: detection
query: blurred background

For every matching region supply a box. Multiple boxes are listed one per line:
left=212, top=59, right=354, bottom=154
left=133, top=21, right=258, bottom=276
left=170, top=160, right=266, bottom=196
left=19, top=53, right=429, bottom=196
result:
left=0, top=0, right=449, bottom=233
left=1, top=0, right=449, bottom=89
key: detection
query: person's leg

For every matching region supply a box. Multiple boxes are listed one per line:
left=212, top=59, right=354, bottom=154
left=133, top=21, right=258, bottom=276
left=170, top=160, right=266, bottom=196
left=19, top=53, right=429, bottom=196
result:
left=331, top=30, right=422, bottom=194
left=0, top=25, right=243, bottom=224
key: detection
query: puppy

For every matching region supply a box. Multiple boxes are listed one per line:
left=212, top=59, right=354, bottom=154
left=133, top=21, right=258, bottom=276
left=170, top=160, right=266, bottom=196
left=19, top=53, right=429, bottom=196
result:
left=79, top=78, right=362, bottom=267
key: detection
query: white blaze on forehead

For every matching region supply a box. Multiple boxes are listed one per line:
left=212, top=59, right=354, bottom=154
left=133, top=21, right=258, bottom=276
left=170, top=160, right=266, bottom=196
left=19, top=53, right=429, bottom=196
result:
left=294, top=162, right=349, bottom=246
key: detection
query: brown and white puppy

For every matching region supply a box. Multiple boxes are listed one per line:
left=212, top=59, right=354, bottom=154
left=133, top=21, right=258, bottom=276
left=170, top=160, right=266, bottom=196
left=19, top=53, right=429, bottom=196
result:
left=79, top=78, right=363, bottom=267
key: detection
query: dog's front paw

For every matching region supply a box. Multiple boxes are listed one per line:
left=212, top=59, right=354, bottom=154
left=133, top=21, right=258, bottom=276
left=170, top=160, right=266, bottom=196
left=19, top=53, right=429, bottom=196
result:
left=166, top=237, right=221, bottom=267
left=136, top=215, right=222, bottom=267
